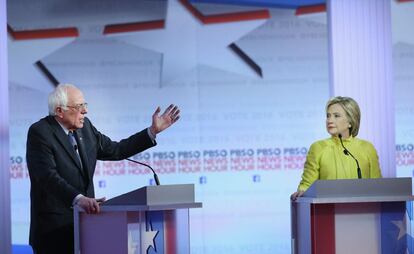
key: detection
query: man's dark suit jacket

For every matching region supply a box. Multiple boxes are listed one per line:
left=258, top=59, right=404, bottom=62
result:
left=26, top=115, right=155, bottom=253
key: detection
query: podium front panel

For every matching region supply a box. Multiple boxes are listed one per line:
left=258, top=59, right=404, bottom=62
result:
left=292, top=201, right=412, bottom=254
left=75, top=208, right=190, bottom=254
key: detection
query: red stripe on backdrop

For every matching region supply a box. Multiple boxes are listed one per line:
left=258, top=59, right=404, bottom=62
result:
left=200, top=10, right=270, bottom=24
left=8, top=25, right=78, bottom=40
left=164, top=210, right=177, bottom=254
left=295, top=4, right=327, bottom=16
left=397, top=0, right=414, bottom=2
left=103, top=20, right=165, bottom=34
left=311, top=204, right=335, bottom=254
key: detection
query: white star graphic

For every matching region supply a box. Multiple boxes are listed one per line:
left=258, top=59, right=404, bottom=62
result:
left=392, top=211, right=412, bottom=241
left=127, top=221, right=158, bottom=254
left=8, top=34, right=75, bottom=92
left=141, top=221, right=158, bottom=253
left=109, top=0, right=267, bottom=84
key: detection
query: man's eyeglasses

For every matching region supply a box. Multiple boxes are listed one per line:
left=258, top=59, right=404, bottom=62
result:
left=65, top=103, right=88, bottom=111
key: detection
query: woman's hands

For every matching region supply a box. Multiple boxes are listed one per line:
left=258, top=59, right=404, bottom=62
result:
left=290, top=191, right=305, bottom=201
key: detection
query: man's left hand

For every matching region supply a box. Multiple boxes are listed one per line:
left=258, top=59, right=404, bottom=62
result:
left=150, top=104, right=180, bottom=135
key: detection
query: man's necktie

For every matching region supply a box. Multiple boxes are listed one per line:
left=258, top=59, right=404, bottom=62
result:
left=68, top=131, right=83, bottom=168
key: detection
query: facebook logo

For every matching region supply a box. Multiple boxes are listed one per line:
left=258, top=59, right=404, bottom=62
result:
left=98, top=180, right=106, bottom=188
left=253, top=175, right=261, bottom=183
left=199, top=176, right=207, bottom=184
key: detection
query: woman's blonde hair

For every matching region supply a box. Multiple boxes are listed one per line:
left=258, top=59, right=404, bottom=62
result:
left=326, top=96, right=361, bottom=137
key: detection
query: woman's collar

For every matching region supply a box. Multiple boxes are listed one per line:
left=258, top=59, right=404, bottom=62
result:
left=332, top=135, right=354, bottom=143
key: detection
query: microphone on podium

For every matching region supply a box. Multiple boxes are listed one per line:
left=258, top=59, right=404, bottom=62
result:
left=126, top=158, right=161, bottom=185
left=338, top=134, right=362, bottom=179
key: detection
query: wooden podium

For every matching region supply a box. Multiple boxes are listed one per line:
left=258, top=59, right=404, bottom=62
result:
left=74, top=184, right=202, bottom=254
left=291, top=178, right=414, bottom=254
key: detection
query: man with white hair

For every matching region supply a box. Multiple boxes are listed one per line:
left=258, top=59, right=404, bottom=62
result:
left=26, top=83, right=180, bottom=254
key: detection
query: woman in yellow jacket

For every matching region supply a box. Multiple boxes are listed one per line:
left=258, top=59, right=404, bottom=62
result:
left=291, top=96, right=382, bottom=200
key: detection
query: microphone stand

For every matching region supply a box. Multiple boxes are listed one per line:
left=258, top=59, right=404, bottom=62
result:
left=338, top=134, right=362, bottom=179
left=126, top=158, right=161, bottom=185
